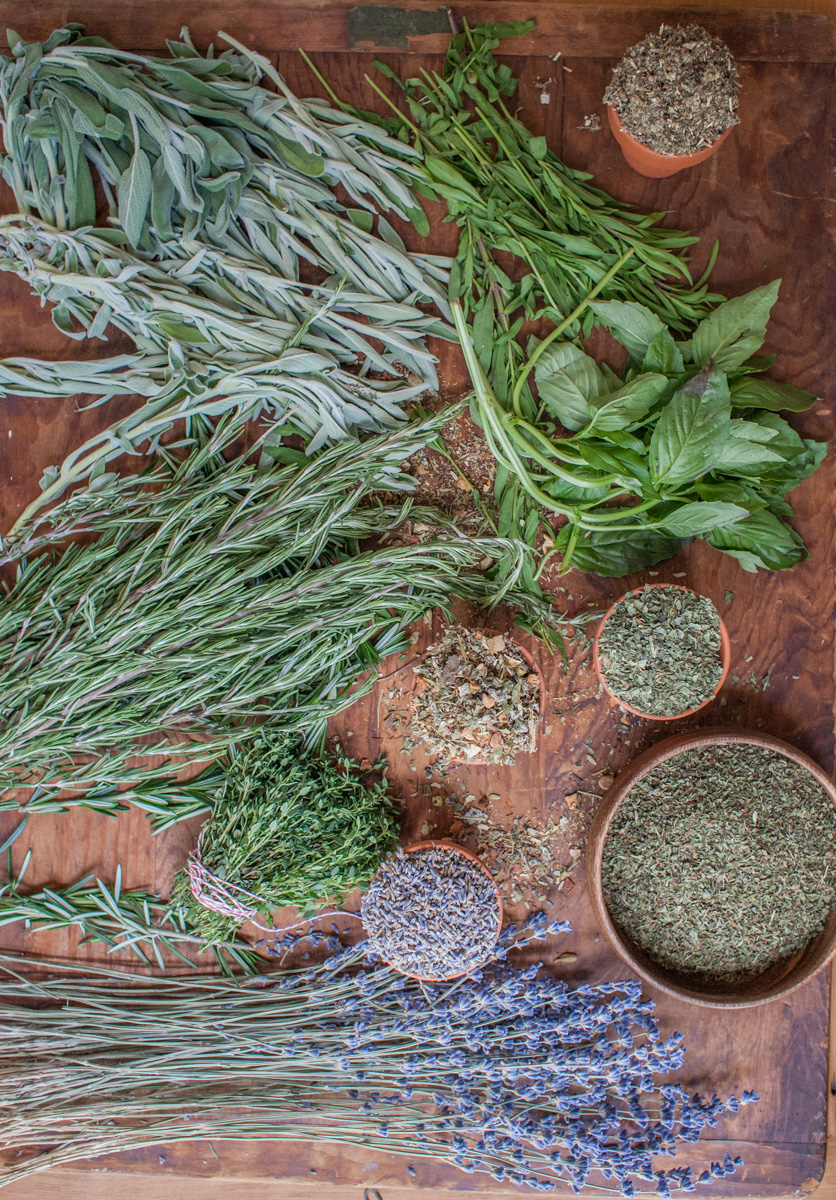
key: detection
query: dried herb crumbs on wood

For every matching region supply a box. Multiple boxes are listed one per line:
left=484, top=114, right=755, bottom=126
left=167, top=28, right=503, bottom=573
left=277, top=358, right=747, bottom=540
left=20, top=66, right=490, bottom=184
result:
left=408, top=626, right=542, bottom=765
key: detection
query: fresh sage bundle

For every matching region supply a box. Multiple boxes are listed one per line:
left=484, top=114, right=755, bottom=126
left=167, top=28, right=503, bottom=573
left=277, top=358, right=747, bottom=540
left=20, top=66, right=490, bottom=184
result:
left=0, top=24, right=452, bottom=529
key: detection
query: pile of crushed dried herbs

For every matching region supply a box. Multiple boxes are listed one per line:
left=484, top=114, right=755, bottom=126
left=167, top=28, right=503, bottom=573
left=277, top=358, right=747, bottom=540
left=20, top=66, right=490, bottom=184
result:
left=601, top=742, right=836, bottom=981
left=604, top=24, right=740, bottom=156
left=408, top=626, right=542, bottom=766
left=596, top=586, right=724, bottom=716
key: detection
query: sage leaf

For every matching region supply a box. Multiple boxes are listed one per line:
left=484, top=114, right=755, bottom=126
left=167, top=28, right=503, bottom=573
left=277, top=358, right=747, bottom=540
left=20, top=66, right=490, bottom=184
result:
left=118, top=143, right=152, bottom=247
left=649, top=364, right=731, bottom=487
left=691, top=281, right=781, bottom=371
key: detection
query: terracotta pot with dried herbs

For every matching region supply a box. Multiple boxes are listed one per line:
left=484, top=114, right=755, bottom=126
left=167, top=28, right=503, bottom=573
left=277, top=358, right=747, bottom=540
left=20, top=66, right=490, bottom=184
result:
left=604, top=24, right=740, bottom=178
left=592, top=583, right=731, bottom=720
left=406, top=625, right=546, bottom=766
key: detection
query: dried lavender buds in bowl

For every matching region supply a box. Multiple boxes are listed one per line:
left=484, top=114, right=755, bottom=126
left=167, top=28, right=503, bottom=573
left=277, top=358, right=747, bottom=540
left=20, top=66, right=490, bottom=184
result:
left=361, top=842, right=502, bottom=980
left=408, top=626, right=544, bottom=765
left=604, top=24, right=740, bottom=157
left=594, top=584, right=729, bottom=719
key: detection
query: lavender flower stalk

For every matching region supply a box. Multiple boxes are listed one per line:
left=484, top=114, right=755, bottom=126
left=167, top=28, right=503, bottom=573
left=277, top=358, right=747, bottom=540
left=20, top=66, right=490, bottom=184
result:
left=0, top=914, right=756, bottom=1193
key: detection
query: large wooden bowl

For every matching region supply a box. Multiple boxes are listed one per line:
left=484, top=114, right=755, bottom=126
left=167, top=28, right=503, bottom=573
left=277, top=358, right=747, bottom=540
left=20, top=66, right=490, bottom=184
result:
left=587, top=728, right=836, bottom=1007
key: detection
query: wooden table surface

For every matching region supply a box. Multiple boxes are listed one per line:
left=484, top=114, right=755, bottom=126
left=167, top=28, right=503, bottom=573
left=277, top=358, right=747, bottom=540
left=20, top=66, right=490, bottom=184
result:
left=0, top=2, right=834, bottom=1198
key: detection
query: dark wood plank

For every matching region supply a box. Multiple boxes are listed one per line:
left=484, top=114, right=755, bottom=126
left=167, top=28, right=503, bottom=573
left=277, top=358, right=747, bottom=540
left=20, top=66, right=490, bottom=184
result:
left=0, top=2, right=832, bottom=61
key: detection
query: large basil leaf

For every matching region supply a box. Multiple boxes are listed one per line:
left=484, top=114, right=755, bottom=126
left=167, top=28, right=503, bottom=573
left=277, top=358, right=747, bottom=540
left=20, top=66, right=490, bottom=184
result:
left=535, top=343, right=607, bottom=431
left=649, top=364, right=731, bottom=487
left=730, top=376, right=819, bottom=412
left=642, top=328, right=685, bottom=375
left=555, top=523, right=683, bottom=576
left=712, top=417, right=785, bottom=474
left=660, top=500, right=748, bottom=537
left=586, top=372, right=669, bottom=432
left=588, top=299, right=666, bottom=361
left=706, top=509, right=807, bottom=571
left=690, top=281, right=781, bottom=371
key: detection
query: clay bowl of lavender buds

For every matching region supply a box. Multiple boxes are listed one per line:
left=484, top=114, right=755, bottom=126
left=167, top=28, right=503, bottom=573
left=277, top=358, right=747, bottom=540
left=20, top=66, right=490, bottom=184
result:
left=593, top=583, right=731, bottom=720
left=588, top=728, right=836, bottom=1007
left=361, top=840, right=503, bottom=982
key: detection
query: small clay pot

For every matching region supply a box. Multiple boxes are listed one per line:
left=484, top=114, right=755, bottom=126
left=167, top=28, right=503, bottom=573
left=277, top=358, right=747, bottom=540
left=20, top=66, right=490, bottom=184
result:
left=592, top=583, right=731, bottom=721
left=587, top=728, right=836, bottom=1007
left=607, top=105, right=733, bottom=178
left=385, top=840, right=504, bottom=983
left=410, top=628, right=547, bottom=765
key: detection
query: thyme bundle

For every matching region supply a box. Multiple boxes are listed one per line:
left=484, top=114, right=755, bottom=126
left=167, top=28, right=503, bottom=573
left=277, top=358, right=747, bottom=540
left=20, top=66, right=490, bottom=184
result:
left=0, top=413, right=563, bottom=804
left=171, top=732, right=399, bottom=945
left=0, top=916, right=756, bottom=1193
left=0, top=25, right=451, bottom=528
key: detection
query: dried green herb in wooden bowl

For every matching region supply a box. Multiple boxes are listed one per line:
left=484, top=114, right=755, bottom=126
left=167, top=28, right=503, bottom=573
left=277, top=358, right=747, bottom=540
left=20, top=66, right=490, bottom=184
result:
left=407, top=626, right=544, bottom=766
left=593, top=584, right=730, bottom=719
left=589, top=731, right=836, bottom=1005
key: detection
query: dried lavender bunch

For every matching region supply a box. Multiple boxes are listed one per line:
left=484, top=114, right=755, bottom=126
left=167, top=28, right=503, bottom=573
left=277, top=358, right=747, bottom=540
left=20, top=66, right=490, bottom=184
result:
left=0, top=915, right=756, bottom=1193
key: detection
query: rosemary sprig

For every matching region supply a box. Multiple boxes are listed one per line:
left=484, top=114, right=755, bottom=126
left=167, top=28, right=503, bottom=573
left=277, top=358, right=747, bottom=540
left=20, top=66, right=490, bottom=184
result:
left=0, top=412, right=566, bottom=799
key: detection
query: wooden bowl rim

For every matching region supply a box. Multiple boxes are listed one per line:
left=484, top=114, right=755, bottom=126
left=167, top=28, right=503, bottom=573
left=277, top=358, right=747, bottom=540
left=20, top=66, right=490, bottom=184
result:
left=592, top=583, right=731, bottom=720
left=375, top=839, right=504, bottom=983
left=587, top=727, right=836, bottom=1007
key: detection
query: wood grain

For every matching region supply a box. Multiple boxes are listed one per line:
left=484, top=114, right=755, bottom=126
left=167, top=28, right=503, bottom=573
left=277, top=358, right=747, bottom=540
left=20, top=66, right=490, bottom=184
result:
left=0, top=2, right=833, bottom=1197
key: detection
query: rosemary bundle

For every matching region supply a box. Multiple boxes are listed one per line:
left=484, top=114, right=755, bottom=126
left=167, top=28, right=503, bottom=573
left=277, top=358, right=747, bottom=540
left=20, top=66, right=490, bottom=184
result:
left=171, top=732, right=400, bottom=945
left=0, top=25, right=451, bottom=528
left=0, top=413, right=562, bottom=803
left=0, top=916, right=756, bottom=1194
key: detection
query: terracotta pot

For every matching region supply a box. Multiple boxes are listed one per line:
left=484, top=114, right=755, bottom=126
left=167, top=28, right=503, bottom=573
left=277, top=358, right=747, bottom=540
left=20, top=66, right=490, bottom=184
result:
left=410, top=628, right=547, bottom=765
left=607, top=105, right=733, bottom=178
left=384, top=840, right=504, bottom=983
left=587, top=728, right=836, bottom=1007
left=592, top=583, right=731, bottom=721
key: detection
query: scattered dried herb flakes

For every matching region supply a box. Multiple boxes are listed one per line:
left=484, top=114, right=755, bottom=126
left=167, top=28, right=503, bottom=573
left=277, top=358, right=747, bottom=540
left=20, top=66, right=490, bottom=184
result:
left=409, top=626, right=541, bottom=765
left=361, top=845, right=500, bottom=978
left=597, top=586, right=723, bottom=717
left=602, top=743, right=836, bottom=981
left=445, top=793, right=584, bottom=905
left=604, top=24, right=740, bottom=156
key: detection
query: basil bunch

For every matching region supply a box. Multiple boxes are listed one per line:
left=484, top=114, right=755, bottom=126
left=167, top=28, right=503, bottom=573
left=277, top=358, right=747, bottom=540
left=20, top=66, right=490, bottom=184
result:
left=456, top=280, right=826, bottom=576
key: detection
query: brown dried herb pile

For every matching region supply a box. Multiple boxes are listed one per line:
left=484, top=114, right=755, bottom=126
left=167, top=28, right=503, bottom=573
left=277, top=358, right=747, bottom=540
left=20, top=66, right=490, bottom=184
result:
left=604, top=23, right=740, bottom=156
left=408, top=627, right=541, bottom=765
left=445, top=793, right=584, bottom=905
left=601, top=743, right=836, bottom=981
left=597, top=585, right=723, bottom=716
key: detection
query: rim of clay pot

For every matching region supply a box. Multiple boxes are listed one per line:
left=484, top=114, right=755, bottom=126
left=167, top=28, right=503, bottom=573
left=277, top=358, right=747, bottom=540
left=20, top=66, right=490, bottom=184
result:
left=410, top=628, right=547, bottom=766
left=607, top=104, right=733, bottom=178
left=592, top=583, right=731, bottom=721
left=380, top=840, right=504, bottom=983
left=587, top=727, right=836, bottom=1007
